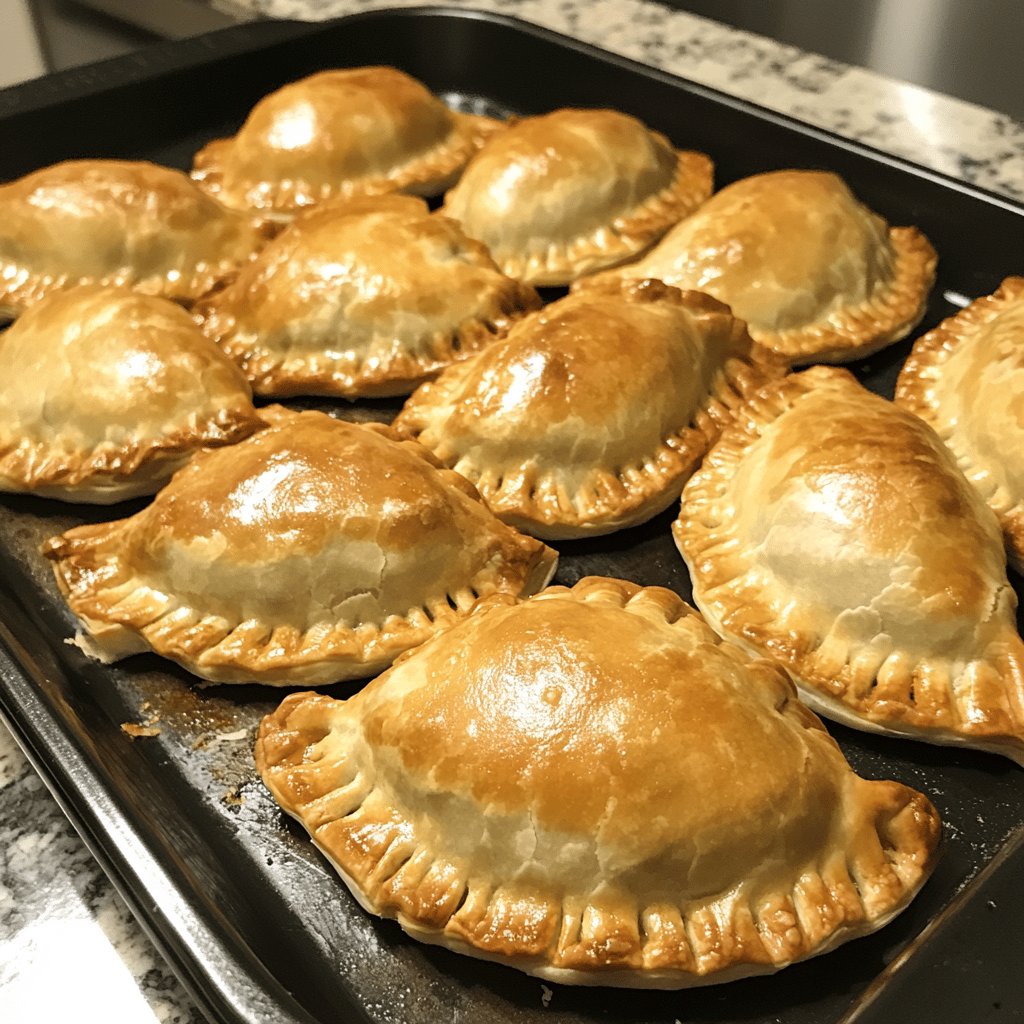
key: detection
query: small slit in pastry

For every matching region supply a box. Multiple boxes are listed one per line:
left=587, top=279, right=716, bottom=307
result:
left=577, top=169, right=936, bottom=365
left=0, top=159, right=268, bottom=319
left=43, top=408, right=557, bottom=685
left=191, top=66, right=501, bottom=218
left=0, top=285, right=262, bottom=503
left=255, top=576, right=940, bottom=987
left=675, top=365, right=1024, bottom=763
left=393, top=279, right=783, bottom=539
left=441, top=108, right=713, bottom=286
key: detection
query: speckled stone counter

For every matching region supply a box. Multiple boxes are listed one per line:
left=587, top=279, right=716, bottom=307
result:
left=1, top=2, right=1021, bottom=1021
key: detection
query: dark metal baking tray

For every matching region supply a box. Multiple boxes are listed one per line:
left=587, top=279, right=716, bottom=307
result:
left=1, top=8, right=1023, bottom=1024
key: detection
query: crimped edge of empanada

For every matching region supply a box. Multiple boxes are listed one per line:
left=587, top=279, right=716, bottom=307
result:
left=395, top=286, right=783, bottom=539
left=0, top=405, right=263, bottom=504
left=674, top=366, right=1024, bottom=763
left=0, top=257, right=264, bottom=322
left=895, top=276, right=1024, bottom=573
left=255, top=577, right=940, bottom=987
left=194, top=262, right=542, bottom=400
left=42, top=419, right=557, bottom=684
left=755, top=225, right=937, bottom=365
left=191, top=111, right=502, bottom=218
left=493, top=149, right=713, bottom=287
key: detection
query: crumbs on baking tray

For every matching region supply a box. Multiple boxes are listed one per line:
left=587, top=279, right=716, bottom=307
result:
left=121, top=701, right=161, bottom=739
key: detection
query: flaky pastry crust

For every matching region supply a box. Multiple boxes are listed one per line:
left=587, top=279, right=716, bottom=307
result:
left=191, top=66, right=500, bottom=218
left=0, top=285, right=261, bottom=502
left=0, top=160, right=267, bottom=319
left=43, top=408, right=557, bottom=684
left=896, top=277, right=1024, bottom=573
left=675, top=366, right=1024, bottom=762
left=193, top=195, right=541, bottom=399
left=579, top=170, right=936, bottom=364
left=393, top=280, right=783, bottom=538
left=256, top=577, right=940, bottom=987
left=441, top=108, right=713, bottom=286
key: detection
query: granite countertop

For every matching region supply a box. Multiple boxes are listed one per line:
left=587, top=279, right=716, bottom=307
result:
left=1, top=2, right=1022, bottom=1022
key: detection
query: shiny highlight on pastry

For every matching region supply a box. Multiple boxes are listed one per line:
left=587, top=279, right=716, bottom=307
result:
left=675, top=366, right=1024, bottom=762
left=442, top=108, right=713, bottom=286
left=896, top=276, right=1024, bottom=573
left=191, top=66, right=501, bottom=217
left=43, top=408, right=557, bottom=685
left=579, top=169, right=937, bottom=364
left=394, top=279, right=782, bottom=538
left=0, top=285, right=262, bottom=502
left=256, top=577, right=940, bottom=987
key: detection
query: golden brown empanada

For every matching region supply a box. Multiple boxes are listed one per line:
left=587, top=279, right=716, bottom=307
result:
left=256, top=576, right=940, bottom=988
left=578, top=170, right=936, bottom=364
left=393, top=280, right=780, bottom=538
left=0, top=285, right=261, bottom=503
left=192, top=66, right=499, bottom=218
left=441, top=108, right=713, bottom=286
left=194, top=195, right=540, bottom=399
left=896, top=277, right=1024, bottom=572
left=0, top=160, right=267, bottom=319
left=43, top=408, right=556, bottom=685
left=675, top=366, right=1024, bottom=761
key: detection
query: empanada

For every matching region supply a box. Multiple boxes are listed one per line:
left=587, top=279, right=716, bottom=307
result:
left=192, top=66, right=499, bottom=217
left=256, top=577, right=940, bottom=987
left=393, top=280, right=779, bottom=538
left=0, top=160, right=267, bottom=319
left=0, top=285, right=261, bottom=503
left=194, top=195, right=540, bottom=399
left=896, top=277, right=1024, bottom=572
left=441, top=108, right=713, bottom=286
left=675, top=366, right=1024, bottom=761
left=43, top=408, right=557, bottom=684
left=579, top=170, right=936, bottom=364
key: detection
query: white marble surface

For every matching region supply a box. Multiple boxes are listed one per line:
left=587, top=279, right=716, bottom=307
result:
left=1, top=2, right=1022, bottom=1022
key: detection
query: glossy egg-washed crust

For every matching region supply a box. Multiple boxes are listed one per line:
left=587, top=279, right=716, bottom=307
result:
left=0, top=160, right=268, bottom=319
left=256, top=577, right=940, bottom=988
left=675, top=367, right=1024, bottom=762
left=0, top=286, right=262, bottom=503
left=394, top=281, right=784, bottom=539
left=194, top=195, right=541, bottom=399
left=191, top=67, right=500, bottom=218
left=579, top=170, right=936, bottom=364
left=441, top=108, right=713, bottom=286
left=896, top=277, right=1024, bottom=573
left=43, top=408, right=557, bottom=685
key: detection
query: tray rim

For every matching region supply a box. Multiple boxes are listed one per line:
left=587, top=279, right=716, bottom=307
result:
left=1, top=7, right=1023, bottom=1024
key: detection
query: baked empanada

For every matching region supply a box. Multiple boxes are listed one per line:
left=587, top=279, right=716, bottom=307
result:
left=192, top=66, right=499, bottom=218
left=675, top=366, right=1024, bottom=761
left=441, top=108, right=713, bottom=286
left=393, top=280, right=779, bottom=538
left=43, top=408, right=557, bottom=684
left=0, top=285, right=261, bottom=503
left=256, top=576, right=940, bottom=988
left=0, top=160, right=267, bottom=319
left=579, top=170, right=936, bottom=364
left=896, top=277, right=1024, bottom=572
left=194, top=195, right=540, bottom=399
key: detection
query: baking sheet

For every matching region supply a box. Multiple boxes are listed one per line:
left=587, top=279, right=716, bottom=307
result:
left=1, top=9, right=1023, bottom=1024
